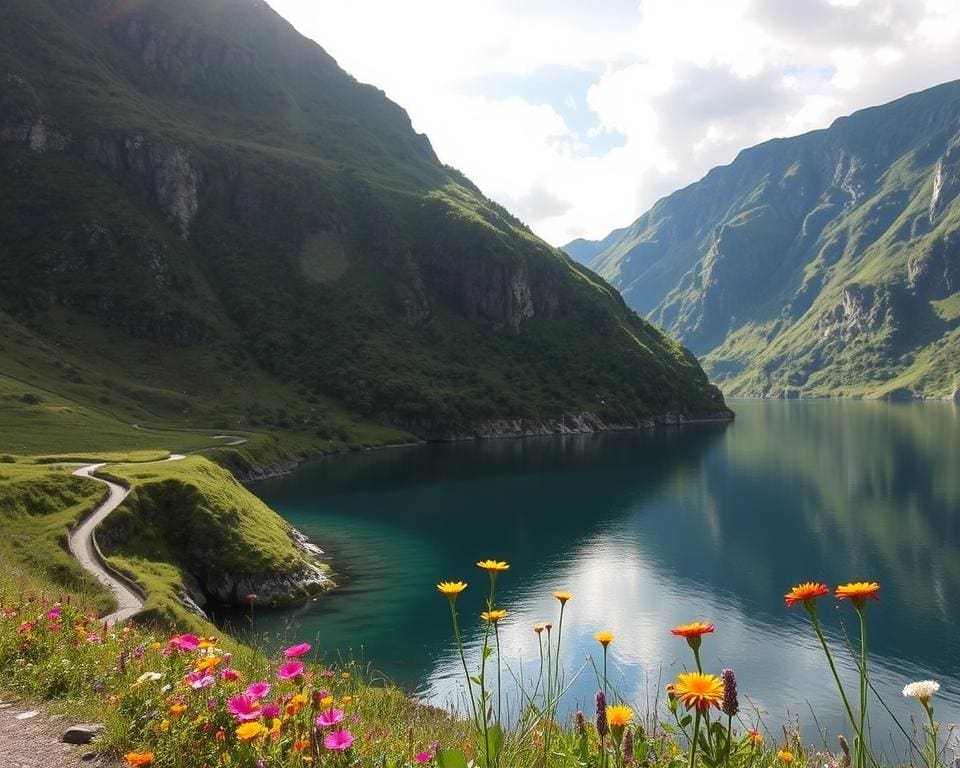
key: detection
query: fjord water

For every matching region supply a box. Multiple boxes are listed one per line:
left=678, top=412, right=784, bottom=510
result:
left=246, top=400, right=960, bottom=752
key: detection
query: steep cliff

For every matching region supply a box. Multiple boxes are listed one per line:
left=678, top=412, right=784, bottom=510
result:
left=573, top=81, right=960, bottom=399
left=0, top=0, right=728, bottom=438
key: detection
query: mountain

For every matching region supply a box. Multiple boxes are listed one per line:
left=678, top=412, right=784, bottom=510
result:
left=561, top=228, right=626, bottom=265
left=587, top=81, right=960, bottom=400
left=0, top=0, right=728, bottom=447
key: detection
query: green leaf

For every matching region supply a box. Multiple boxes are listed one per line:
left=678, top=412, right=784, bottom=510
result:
left=436, top=748, right=469, bottom=768
left=679, top=714, right=693, bottom=729
left=487, top=724, right=504, bottom=761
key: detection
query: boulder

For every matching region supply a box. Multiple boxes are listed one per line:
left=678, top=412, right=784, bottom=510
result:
left=62, top=724, right=105, bottom=745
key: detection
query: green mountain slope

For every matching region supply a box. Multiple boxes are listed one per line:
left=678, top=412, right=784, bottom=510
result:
left=0, top=0, right=728, bottom=449
left=582, top=81, right=960, bottom=400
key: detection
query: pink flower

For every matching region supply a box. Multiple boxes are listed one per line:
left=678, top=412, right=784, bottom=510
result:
left=315, top=708, right=345, bottom=728
left=220, top=668, right=241, bottom=682
left=246, top=681, right=271, bottom=699
left=284, top=642, right=312, bottom=658
left=226, top=694, right=261, bottom=722
left=324, top=730, right=355, bottom=751
left=46, top=607, right=61, bottom=620
left=261, top=703, right=280, bottom=719
left=415, top=752, right=433, bottom=764
left=170, top=634, right=200, bottom=652
left=277, top=661, right=304, bottom=680
left=187, top=672, right=216, bottom=690
left=321, top=670, right=335, bottom=678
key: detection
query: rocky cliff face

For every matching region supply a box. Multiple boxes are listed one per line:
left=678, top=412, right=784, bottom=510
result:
left=579, top=80, right=960, bottom=399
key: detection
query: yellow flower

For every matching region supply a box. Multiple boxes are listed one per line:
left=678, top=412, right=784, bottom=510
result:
left=778, top=750, right=794, bottom=763
left=320, top=695, right=334, bottom=708
left=194, top=655, right=221, bottom=673
left=748, top=729, right=763, bottom=746
left=150, top=642, right=162, bottom=651
left=594, top=631, right=615, bottom=647
left=341, top=695, right=354, bottom=706
left=159, top=719, right=170, bottom=733
left=553, top=591, right=573, bottom=604
left=168, top=703, right=187, bottom=717
left=481, top=609, right=508, bottom=624
left=606, top=704, right=634, bottom=728
left=437, top=581, right=468, bottom=597
left=268, top=718, right=281, bottom=738
left=477, top=559, right=510, bottom=572
left=236, top=722, right=264, bottom=741
left=667, top=672, right=725, bottom=712
left=285, top=693, right=307, bottom=716
left=341, top=672, right=350, bottom=680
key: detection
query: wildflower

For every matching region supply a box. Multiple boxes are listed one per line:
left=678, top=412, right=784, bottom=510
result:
left=227, top=694, right=261, bottom=722
left=276, top=661, right=304, bottom=680
left=316, top=708, right=346, bottom=728
left=575, top=710, right=586, bottom=736
left=415, top=752, right=433, bottom=764
left=124, top=752, right=155, bottom=766
left=284, top=642, right=312, bottom=658
left=748, top=729, right=763, bottom=746
left=436, top=581, right=468, bottom=597
left=670, top=622, right=714, bottom=639
left=596, top=690, right=609, bottom=737
left=554, top=591, right=573, bottom=604
left=778, top=750, right=794, bottom=763
left=46, top=607, right=61, bottom=620
left=607, top=704, right=634, bottom=738
left=236, top=722, right=264, bottom=741
left=220, top=668, right=241, bottom=682
left=135, top=672, right=162, bottom=685
left=169, top=703, right=187, bottom=717
left=169, top=634, right=200, bottom=652
left=341, top=672, right=350, bottom=680
left=186, top=672, right=215, bottom=690
left=261, top=703, right=280, bottom=720
left=595, top=631, right=614, bottom=647
left=624, top=726, right=635, bottom=762
left=668, top=672, right=725, bottom=712
left=476, top=560, right=510, bottom=572
left=285, top=693, right=308, bottom=716
left=720, top=669, right=739, bottom=717
left=324, top=729, right=355, bottom=751
left=341, top=695, right=353, bottom=706
left=245, top=593, right=257, bottom=602
left=784, top=582, right=830, bottom=608
left=481, top=609, right=507, bottom=624
left=268, top=718, right=281, bottom=738
left=835, top=582, right=880, bottom=609
left=215, top=730, right=225, bottom=741
left=533, top=624, right=545, bottom=634
left=903, top=680, right=940, bottom=702
left=246, top=681, right=271, bottom=698
left=319, top=695, right=334, bottom=709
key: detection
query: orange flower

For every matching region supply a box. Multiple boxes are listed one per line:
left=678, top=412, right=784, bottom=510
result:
left=236, top=722, right=264, bottom=741
left=477, top=560, right=510, bottom=572
left=671, top=622, right=715, bottom=638
left=667, top=672, right=725, bottom=712
left=168, top=703, right=187, bottom=717
left=748, top=729, right=764, bottom=746
left=553, top=591, right=573, bottom=605
left=784, top=582, right=830, bottom=608
left=835, top=582, right=880, bottom=608
left=778, top=750, right=794, bottom=763
left=125, top=753, right=155, bottom=767
left=194, top=655, right=221, bottom=673
left=533, top=623, right=545, bottom=634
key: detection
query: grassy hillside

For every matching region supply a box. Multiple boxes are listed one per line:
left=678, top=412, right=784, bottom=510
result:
left=585, top=80, right=960, bottom=399
left=0, top=0, right=728, bottom=446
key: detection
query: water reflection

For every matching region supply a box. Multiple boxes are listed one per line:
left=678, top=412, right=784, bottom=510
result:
left=240, top=400, right=960, bottom=753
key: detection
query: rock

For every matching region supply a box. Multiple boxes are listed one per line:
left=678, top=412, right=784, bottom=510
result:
left=62, top=724, right=105, bottom=745
left=15, top=710, right=39, bottom=720
left=951, top=388, right=960, bottom=403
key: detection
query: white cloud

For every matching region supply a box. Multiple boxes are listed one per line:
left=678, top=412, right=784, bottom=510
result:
left=266, top=0, right=960, bottom=246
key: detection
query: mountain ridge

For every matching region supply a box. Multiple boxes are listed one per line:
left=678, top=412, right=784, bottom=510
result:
left=570, top=79, right=960, bottom=400
left=0, top=0, right=729, bottom=451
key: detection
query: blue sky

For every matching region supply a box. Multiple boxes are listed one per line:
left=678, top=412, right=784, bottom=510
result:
left=267, top=0, right=960, bottom=245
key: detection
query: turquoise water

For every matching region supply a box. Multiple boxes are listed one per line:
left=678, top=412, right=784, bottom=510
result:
left=240, top=399, right=960, bottom=755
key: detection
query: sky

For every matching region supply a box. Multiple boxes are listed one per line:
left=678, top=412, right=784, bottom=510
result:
left=266, top=0, right=960, bottom=246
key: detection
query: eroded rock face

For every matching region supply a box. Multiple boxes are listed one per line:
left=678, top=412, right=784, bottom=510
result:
left=817, top=283, right=891, bottom=341
left=82, top=136, right=202, bottom=238
left=0, top=74, right=70, bottom=152
left=908, top=233, right=960, bottom=300
left=929, top=144, right=960, bottom=222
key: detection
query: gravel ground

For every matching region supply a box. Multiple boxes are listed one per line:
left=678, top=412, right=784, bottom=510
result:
left=0, top=695, right=118, bottom=768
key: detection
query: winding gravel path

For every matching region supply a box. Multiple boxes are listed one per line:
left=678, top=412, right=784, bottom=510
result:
left=67, top=455, right=184, bottom=625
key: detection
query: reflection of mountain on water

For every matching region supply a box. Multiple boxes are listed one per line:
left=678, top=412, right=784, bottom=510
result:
left=633, top=400, right=960, bottom=676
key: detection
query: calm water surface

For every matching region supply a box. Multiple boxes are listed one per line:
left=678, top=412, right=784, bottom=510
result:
left=240, top=400, right=960, bottom=755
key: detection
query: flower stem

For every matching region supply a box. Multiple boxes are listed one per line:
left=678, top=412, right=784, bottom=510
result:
left=689, top=709, right=702, bottom=768
left=857, top=606, right=868, bottom=768
left=448, top=600, right=479, bottom=727
left=809, top=608, right=860, bottom=741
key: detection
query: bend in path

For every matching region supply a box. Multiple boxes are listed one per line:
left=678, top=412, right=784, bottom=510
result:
left=67, top=454, right=185, bottom=625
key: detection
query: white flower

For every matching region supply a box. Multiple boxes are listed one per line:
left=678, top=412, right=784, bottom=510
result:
left=135, top=672, right=162, bottom=684
left=902, top=680, right=940, bottom=700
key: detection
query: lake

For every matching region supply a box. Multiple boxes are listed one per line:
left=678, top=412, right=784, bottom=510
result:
left=238, top=399, right=960, bottom=756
